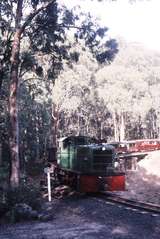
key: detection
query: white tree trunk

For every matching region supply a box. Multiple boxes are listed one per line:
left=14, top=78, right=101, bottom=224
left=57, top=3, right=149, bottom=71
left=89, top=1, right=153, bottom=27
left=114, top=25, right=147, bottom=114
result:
left=113, top=111, right=119, bottom=141
left=120, top=113, right=125, bottom=141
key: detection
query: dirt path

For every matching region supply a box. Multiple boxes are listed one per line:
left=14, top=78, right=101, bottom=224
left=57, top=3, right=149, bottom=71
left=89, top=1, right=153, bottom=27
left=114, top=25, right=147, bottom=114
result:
left=0, top=197, right=159, bottom=239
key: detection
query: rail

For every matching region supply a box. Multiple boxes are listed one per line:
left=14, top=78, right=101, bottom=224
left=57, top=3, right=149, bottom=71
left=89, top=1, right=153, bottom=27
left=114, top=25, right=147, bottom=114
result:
left=95, top=192, right=160, bottom=215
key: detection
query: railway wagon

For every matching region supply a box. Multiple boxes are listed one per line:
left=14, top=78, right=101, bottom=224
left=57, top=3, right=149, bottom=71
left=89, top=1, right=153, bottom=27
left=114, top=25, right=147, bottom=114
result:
left=109, top=139, right=160, bottom=155
left=126, top=139, right=160, bottom=152
left=56, top=136, right=125, bottom=193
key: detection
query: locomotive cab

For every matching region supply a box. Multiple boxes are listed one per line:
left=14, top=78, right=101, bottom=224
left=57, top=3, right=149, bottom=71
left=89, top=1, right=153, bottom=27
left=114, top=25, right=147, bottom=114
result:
left=57, top=136, right=97, bottom=172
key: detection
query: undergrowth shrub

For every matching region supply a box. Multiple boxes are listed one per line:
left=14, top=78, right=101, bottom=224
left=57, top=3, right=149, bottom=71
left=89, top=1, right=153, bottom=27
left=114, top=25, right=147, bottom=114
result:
left=26, top=162, right=44, bottom=177
left=5, top=182, right=41, bottom=210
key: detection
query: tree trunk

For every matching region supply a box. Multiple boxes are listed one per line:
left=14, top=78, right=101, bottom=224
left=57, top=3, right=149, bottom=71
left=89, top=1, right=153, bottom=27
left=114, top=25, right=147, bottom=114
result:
left=8, top=0, right=56, bottom=187
left=9, top=29, right=21, bottom=188
left=52, top=103, right=59, bottom=148
left=0, top=61, right=4, bottom=92
left=9, top=0, right=24, bottom=188
left=77, top=112, right=81, bottom=135
left=35, top=105, right=40, bottom=162
left=100, top=121, right=103, bottom=140
left=120, top=113, right=125, bottom=141
left=113, top=111, right=119, bottom=141
left=86, top=117, right=89, bottom=135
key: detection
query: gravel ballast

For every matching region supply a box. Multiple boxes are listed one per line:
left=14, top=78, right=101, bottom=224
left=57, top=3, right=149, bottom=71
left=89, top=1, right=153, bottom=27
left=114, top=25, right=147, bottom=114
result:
left=116, top=150, right=160, bottom=205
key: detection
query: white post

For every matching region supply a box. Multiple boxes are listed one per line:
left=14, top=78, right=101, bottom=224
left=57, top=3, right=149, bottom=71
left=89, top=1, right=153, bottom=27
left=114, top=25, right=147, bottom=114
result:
left=47, top=172, right=51, bottom=202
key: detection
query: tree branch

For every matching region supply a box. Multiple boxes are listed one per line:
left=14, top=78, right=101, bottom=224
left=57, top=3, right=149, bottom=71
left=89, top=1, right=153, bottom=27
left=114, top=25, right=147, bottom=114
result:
left=19, top=77, right=42, bottom=86
left=15, top=0, right=23, bottom=28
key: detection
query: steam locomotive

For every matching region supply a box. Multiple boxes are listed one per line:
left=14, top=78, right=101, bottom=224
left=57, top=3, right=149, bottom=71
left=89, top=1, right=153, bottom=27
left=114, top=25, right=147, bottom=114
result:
left=54, top=136, right=125, bottom=193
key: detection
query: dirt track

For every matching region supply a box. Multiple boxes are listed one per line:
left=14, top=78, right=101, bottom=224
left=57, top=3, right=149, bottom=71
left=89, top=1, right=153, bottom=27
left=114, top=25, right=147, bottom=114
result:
left=0, top=196, right=160, bottom=239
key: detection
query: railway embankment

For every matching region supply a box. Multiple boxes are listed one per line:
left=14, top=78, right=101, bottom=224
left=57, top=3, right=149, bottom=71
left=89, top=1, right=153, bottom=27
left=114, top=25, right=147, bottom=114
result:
left=115, top=150, right=160, bottom=205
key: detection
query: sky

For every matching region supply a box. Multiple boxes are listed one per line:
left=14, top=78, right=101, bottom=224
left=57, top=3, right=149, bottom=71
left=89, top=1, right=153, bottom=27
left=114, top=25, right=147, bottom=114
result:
left=60, top=0, right=160, bottom=52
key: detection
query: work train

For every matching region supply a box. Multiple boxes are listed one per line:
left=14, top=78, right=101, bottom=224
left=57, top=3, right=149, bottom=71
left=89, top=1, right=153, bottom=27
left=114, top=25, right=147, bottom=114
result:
left=52, top=136, right=125, bottom=193
left=109, top=139, right=160, bottom=155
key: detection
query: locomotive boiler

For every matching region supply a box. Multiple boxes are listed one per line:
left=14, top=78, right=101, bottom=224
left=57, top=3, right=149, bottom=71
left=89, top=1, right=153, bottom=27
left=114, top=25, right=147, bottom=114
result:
left=56, top=136, right=125, bottom=193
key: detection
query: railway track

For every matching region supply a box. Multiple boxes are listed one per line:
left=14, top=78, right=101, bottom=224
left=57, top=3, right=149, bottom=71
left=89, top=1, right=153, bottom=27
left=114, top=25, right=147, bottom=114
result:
left=94, top=192, right=160, bottom=215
